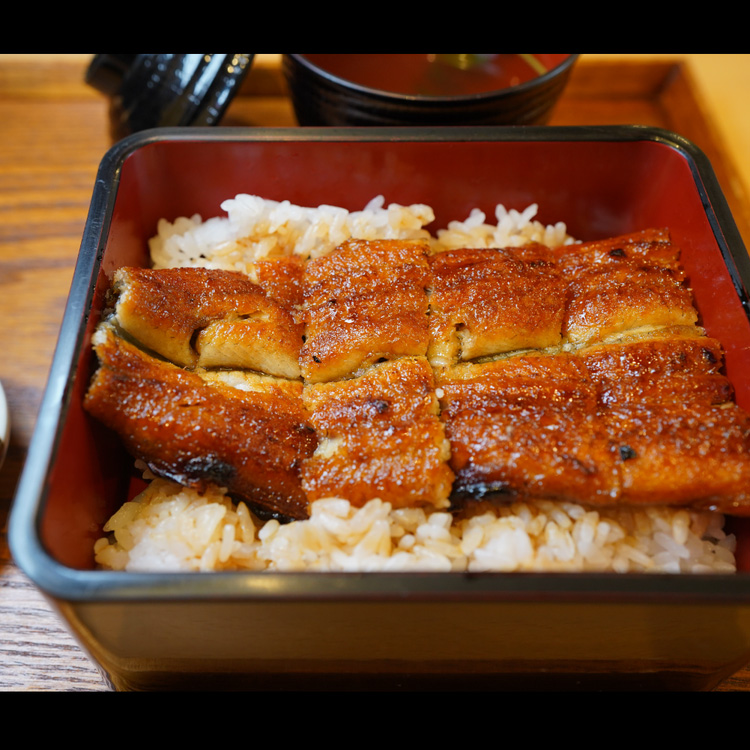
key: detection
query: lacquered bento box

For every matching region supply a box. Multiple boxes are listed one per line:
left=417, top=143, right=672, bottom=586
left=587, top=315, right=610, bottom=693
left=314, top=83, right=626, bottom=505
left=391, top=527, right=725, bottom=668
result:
left=9, top=126, right=750, bottom=691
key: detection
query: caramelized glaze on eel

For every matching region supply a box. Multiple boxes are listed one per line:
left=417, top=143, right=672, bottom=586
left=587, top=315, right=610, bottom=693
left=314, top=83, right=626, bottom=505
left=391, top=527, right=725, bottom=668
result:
left=84, top=230, right=750, bottom=519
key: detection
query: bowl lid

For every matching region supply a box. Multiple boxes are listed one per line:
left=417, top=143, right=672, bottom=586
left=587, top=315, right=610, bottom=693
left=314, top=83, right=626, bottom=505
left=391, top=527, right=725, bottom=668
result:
left=85, top=54, right=254, bottom=140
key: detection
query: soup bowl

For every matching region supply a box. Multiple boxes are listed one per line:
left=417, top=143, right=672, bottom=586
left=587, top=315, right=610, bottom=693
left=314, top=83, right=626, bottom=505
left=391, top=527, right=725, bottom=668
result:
left=282, top=53, right=578, bottom=126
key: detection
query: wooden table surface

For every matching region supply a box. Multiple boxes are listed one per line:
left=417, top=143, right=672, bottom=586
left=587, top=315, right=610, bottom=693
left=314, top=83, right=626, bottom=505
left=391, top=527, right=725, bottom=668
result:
left=2, top=54, right=750, bottom=692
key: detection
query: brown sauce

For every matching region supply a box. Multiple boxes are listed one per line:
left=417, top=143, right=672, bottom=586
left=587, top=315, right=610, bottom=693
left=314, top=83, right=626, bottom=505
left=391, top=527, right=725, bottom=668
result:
left=302, top=54, right=572, bottom=97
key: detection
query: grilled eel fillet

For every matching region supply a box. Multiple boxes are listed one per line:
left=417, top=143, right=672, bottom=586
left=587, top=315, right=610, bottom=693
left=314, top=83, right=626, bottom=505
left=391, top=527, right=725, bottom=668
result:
left=113, top=263, right=305, bottom=379
left=84, top=230, right=750, bottom=518
left=300, top=239, right=432, bottom=383
left=438, top=330, right=750, bottom=512
left=302, top=356, right=454, bottom=509
left=84, top=323, right=317, bottom=520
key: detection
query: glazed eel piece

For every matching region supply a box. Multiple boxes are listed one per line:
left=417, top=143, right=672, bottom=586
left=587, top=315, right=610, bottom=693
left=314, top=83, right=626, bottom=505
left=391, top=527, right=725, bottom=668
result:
left=84, top=230, right=750, bottom=518
left=112, top=263, right=305, bottom=379
left=84, top=324, right=317, bottom=520
left=438, top=329, right=750, bottom=515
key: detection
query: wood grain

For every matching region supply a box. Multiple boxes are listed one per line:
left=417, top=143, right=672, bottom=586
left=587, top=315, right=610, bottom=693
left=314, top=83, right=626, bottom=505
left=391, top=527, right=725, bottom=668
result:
left=1, top=55, right=749, bottom=692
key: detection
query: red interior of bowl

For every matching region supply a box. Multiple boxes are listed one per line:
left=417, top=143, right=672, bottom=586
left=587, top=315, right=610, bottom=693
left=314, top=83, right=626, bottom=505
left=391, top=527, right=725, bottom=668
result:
left=38, top=134, right=750, bottom=570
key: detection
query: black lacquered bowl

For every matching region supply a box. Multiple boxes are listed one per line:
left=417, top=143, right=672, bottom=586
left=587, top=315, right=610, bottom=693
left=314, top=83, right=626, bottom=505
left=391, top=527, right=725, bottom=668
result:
left=282, top=54, right=578, bottom=126
left=9, top=125, right=750, bottom=691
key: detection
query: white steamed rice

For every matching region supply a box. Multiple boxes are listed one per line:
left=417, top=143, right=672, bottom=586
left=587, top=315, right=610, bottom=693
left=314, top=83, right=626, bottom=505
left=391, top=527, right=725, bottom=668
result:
left=148, top=195, right=575, bottom=272
left=94, top=478, right=736, bottom=574
left=149, top=194, right=436, bottom=272
left=94, top=194, right=737, bottom=574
